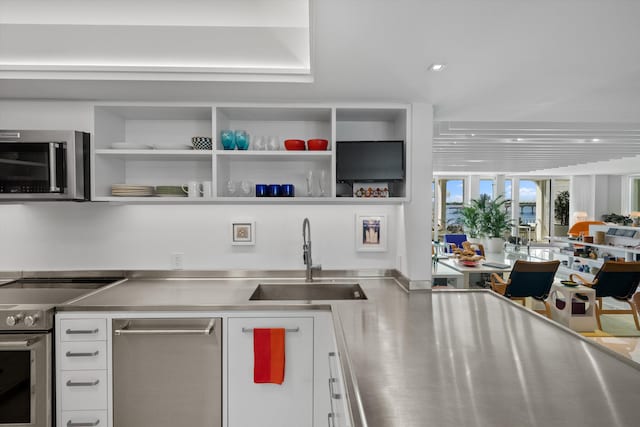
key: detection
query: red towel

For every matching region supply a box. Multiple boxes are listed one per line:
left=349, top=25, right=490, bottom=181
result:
left=253, top=328, right=285, bottom=384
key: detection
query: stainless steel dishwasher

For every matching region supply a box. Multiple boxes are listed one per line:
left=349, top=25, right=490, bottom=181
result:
left=112, top=318, right=222, bottom=427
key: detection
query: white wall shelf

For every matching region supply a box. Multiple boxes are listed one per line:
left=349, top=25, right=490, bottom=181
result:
left=216, top=151, right=332, bottom=160
left=91, top=102, right=410, bottom=203
left=95, top=149, right=213, bottom=160
left=553, top=237, right=640, bottom=256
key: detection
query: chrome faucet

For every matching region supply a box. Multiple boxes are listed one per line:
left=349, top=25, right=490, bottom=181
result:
left=302, top=218, right=321, bottom=282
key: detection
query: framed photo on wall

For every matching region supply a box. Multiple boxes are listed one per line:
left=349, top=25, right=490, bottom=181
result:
left=355, top=214, right=387, bottom=252
left=231, top=221, right=255, bottom=245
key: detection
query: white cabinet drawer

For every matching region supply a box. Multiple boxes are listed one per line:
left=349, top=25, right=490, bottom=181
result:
left=61, top=410, right=107, bottom=427
left=60, top=371, right=108, bottom=411
left=61, top=319, right=106, bottom=341
left=60, top=342, right=107, bottom=371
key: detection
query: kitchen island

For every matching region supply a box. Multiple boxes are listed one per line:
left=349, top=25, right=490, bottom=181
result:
left=58, top=273, right=640, bottom=427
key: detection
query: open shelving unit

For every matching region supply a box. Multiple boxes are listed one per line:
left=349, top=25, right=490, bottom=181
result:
left=91, top=103, right=410, bottom=203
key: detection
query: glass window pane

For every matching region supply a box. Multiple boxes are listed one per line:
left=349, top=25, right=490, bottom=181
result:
left=479, top=179, right=493, bottom=198
left=519, top=180, right=537, bottom=224
left=445, top=179, right=464, bottom=228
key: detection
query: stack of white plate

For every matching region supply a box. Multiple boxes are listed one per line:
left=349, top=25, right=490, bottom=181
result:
left=111, top=184, right=154, bottom=197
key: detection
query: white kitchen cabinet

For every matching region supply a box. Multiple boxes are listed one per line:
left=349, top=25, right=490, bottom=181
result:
left=226, top=316, right=314, bottom=427
left=59, top=370, right=108, bottom=411
left=91, top=103, right=409, bottom=202
left=327, top=351, right=351, bottom=427
left=59, top=341, right=107, bottom=371
left=56, top=310, right=351, bottom=427
left=56, top=315, right=110, bottom=427
left=92, top=105, right=214, bottom=200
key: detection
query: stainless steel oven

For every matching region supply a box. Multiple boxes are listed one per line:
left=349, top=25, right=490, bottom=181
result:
left=0, top=130, right=90, bottom=200
left=0, top=275, right=125, bottom=427
left=0, top=333, right=51, bottom=427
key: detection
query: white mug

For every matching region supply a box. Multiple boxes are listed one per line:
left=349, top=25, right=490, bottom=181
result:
left=182, top=181, right=200, bottom=198
left=201, top=181, right=213, bottom=198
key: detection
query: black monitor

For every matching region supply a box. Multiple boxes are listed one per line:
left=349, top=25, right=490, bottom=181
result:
left=336, top=140, right=405, bottom=182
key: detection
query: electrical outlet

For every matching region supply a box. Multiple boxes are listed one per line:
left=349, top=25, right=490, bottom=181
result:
left=171, top=252, right=184, bottom=270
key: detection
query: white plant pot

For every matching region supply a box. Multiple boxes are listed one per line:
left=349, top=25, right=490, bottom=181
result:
left=485, top=237, right=505, bottom=253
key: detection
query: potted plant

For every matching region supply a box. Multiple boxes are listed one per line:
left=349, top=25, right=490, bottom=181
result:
left=459, top=194, right=490, bottom=243
left=601, top=213, right=633, bottom=225
left=479, top=195, right=514, bottom=252
left=553, top=190, right=570, bottom=236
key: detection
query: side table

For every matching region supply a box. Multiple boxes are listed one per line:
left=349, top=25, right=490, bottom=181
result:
left=548, top=282, right=597, bottom=332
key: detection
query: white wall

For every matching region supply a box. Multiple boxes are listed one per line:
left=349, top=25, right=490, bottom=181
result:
left=0, top=100, right=408, bottom=273
left=0, top=203, right=398, bottom=271
left=570, top=175, right=624, bottom=223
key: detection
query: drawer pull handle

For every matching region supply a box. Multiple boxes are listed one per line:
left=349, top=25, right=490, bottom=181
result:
left=66, top=328, right=99, bottom=335
left=66, top=350, right=99, bottom=357
left=66, top=379, right=99, bottom=387
left=328, top=377, right=341, bottom=399
left=68, top=420, right=100, bottom=427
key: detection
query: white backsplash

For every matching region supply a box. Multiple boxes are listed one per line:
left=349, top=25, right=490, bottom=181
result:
left=0, top=203, right=399, bottom=272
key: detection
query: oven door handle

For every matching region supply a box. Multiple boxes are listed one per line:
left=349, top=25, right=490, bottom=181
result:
left=0, top=337, right=40, bottom=347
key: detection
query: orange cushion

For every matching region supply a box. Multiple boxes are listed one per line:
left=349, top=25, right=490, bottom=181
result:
left=567, top=221, right=605, bottom=237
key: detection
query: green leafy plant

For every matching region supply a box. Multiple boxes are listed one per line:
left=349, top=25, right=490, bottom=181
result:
left=601, top=213, right=632, bottom=225
left=459, top=194, right=491, bottom=238
left=554, top=190, right=570, bottom=226
left=480, top=195, right=514, bottom=238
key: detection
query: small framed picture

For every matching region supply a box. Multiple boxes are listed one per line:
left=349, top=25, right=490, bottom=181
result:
left=355, top=214, right=387, bottom=252
left=231, top=221, right=255, bottom=245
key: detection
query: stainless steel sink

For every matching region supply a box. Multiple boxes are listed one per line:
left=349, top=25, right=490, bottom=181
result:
left=249, top=283, right=367, bottom=301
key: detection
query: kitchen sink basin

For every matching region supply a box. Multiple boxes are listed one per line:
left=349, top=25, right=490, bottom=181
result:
left=249, top=283, right=367, bottom=301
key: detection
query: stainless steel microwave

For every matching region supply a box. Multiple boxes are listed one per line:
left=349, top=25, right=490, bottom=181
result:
left=0, top=130, right=90, bottom=201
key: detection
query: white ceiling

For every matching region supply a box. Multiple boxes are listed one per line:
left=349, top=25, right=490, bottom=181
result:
left=1, top=0, right=640, bottom=174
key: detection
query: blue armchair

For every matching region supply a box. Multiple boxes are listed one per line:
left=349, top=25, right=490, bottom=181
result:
left=443, top=234, right=468, bottom=253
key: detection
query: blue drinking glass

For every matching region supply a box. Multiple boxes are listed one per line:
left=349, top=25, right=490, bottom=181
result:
left=255, top=184, right=268, bottom=197
left=267, top=184, right=281, bottom=197
left=281, top=184, right=295, bottom=197
left=221, top=130, right=235, bottom=150
left=235, top=130, right=249, bottom=150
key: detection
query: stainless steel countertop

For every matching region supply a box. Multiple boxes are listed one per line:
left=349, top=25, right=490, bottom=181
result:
left=60, top=275, right=640, bottom=427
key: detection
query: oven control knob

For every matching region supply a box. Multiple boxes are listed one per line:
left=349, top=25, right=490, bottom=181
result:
left=6, top=313, right=23, bottom=326
left=24, top=314, right=39, bottom=327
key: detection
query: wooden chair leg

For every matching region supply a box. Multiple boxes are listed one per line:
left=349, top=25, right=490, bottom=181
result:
left=543, top=301, right=552, bottom=319
left=625, top=300, right=640, bottom=330
left=595, top=300, right=603, bottom=330
left=531, top=300, right=552, bottom=318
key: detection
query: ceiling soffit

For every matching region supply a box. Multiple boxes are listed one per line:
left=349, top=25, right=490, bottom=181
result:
left=0, top=0, right=312, bottom=81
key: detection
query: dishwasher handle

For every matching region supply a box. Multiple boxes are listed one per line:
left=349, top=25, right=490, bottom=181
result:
left=114, top=319, right=216, bottom=336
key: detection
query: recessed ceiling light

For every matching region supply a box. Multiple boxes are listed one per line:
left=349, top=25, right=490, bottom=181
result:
left=467, top=159, right=485, bottom=163
left=428, top=63, right=446, bottom=72
left=591, top=138, right=600, bottom=142
left=470, top=133, right=476, bottom=137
